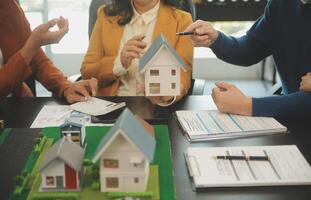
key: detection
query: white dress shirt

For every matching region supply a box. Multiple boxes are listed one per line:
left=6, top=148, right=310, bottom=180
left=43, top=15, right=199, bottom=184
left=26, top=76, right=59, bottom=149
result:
left=113, top=1, right=160, bottom=96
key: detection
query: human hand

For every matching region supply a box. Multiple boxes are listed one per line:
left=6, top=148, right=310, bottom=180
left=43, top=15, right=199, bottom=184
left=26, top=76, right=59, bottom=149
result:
left=184, top=20, right=219, bottom=47
left=147, top=96, right=175, bottom=107
left=140, top=83, right=175, bottom=106
left=212, top=82, right=252, bottom=116
left=300, top=72, right=311, bottom=92
left=63, top=78, right=98, bottom=104
left=120, top=35, right=147, bottom=69
left=21, top=16, right=69, bottom=63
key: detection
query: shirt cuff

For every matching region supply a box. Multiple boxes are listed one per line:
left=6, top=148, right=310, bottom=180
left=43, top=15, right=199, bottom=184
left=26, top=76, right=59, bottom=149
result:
left=113, top=55, right=129, bottom=77
left=156, top=96, right=177, bottom=107
left=210, top=31, right=225, bottom=53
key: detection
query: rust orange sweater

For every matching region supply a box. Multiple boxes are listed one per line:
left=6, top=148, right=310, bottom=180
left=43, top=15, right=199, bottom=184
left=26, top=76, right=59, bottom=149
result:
left=0, top=0, right=70, bottom=98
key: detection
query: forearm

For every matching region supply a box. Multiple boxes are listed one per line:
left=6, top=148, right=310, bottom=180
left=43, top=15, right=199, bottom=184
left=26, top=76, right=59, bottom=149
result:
left=0, top=51, right=32, bottom=98
left=211, top=32, right=271, bottom=66
left=252, top=92, right=311, bottom=118
left=31, top=49, right=70, bottom=97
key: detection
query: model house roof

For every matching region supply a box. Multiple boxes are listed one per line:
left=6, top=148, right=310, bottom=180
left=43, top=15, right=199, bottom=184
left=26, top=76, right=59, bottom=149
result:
left=139, top=34, right=186, bottom=72
left=40, top=138, right=84, bottom=172
left=60, top=120, right=83, bottom=129
left=92, top=108, right=156, bottom=163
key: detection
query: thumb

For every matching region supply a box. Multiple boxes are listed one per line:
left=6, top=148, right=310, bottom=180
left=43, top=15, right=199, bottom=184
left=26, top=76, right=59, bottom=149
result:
left=211, top=87, right=222, bottom=102
left=215, top=82, right=233, bottom=91
left=184, top=20, right=203, bottom=33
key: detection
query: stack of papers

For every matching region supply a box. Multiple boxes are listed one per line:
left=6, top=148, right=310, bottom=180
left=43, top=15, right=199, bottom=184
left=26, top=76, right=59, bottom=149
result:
left=31, top=98, right=125, bottom=128
left=175, top=110, right=287, bottom=142
left=184, top=145, right=311, bottom=188
left=31, top=105, right=77, bottom=128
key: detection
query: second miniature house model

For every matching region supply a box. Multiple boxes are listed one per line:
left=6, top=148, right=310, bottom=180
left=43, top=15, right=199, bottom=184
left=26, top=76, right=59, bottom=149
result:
left=60, top=114, right=86, bottom=147
left=39, top=138, right=84, bottom=191
left=92, top=108, right=156, bottom=192
left=139, top=34, right=187, bottom=96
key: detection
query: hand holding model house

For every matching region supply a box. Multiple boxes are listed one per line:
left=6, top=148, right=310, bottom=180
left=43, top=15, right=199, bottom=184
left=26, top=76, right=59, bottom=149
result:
left=139, top=34, right=187, bottom=105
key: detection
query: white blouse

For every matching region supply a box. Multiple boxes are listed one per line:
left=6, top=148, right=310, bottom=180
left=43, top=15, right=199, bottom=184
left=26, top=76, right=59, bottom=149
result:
left=113, top=1, right=160, bottom=96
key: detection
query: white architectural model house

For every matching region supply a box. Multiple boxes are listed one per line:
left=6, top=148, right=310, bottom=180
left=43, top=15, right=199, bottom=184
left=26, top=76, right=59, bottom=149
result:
left=139, top=34, right=187, bottom=96
left=92, top=108, right=156, bottom=192
left=39, top=138, right=84, bottom=191
left=60, top=114, right=86, bottom=147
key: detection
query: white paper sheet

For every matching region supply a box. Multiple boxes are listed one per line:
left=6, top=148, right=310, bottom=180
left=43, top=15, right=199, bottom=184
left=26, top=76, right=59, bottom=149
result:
left=176, top=110, right=287, bottom=141
left=185, top=145, right=311, bottom=188
left=70, top=97, right=126, bottom=116
left=31, top=105, right=72, bottom=128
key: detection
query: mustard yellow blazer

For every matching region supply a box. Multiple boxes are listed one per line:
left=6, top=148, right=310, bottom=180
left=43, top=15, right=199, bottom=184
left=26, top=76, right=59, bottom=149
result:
left=81, top=3, right=193, bottom=100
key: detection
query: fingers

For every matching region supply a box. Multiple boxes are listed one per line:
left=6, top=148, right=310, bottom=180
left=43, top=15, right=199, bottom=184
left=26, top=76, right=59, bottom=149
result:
left=125, top=44, right=145, bottom=55
left=185, top=20, right=218, bottom=47
left=57, top=16, right=68, bottom=30
left=121, top=36, right=147, bottom=68
left=87, top=78, right=98, bottom=96
left=215, top=82, right=234, bottom=91
left=44, top=18, right=59, bottom=30
left=132, top=34, right=146, bottom=41
left=69, top=82, right=91, bottom=100
left=49, top=17, right=69, bottom=43
left=127, top=39, right=147, bottom=49
left=66, top=93, right=87, bottom=104
left=147, top=96, right=160, bottom=105
left=211, top=87, right=221, bottom=100
left=147, top=96, right=174, bottom=105
left=184, top=20, right=205, bottom=33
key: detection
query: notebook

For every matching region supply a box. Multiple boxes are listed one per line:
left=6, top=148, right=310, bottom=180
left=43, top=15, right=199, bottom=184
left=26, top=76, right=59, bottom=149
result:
left=184, top=145, right=311, bottom=189
left=175, top=110, right=287, bottom=142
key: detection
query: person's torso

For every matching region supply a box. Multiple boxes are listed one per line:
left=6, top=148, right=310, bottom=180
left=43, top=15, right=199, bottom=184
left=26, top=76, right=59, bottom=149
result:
left=117, top=2, right=160, bottom=96
left=97, top=3, right=192, bottom=96
left=0, top=0, right=31, bottom=64
left=271, top=0, right=311, bottom=94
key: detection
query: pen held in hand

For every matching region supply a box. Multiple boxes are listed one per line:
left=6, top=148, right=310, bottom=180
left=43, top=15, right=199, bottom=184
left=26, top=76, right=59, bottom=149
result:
left=176, top=31, right=209, bottom=36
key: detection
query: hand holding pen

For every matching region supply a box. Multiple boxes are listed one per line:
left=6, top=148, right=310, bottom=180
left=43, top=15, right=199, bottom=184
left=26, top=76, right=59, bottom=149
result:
left=121, top=34, right=146, bottom=69
left=180, top=20, right=219, bottom=48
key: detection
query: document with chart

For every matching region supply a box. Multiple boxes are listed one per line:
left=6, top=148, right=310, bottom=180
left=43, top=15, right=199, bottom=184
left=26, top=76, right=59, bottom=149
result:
left=184, top=145, right=311, bottom=188
left=175, top=110, right=287, bottom=142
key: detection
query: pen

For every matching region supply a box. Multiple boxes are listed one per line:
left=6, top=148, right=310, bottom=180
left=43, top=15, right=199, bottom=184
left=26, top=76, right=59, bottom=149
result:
left=176, top=31, right=209, bottom=36
left=214, top=155, right=270, bottom=161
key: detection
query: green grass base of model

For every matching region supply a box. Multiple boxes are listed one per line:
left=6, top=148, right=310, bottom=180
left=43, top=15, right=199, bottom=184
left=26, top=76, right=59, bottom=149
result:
left=0, top=128, right=11, bottom=145
left=10, top=125, right=174, bottom=200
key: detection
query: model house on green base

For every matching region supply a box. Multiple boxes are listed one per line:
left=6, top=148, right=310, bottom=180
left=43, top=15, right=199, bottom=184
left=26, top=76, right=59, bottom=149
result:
left=39, top=138, right=84, bottom=192
left=92, top=108, right=156, bottom=193
left=60, top=114, right=87, bottom=147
